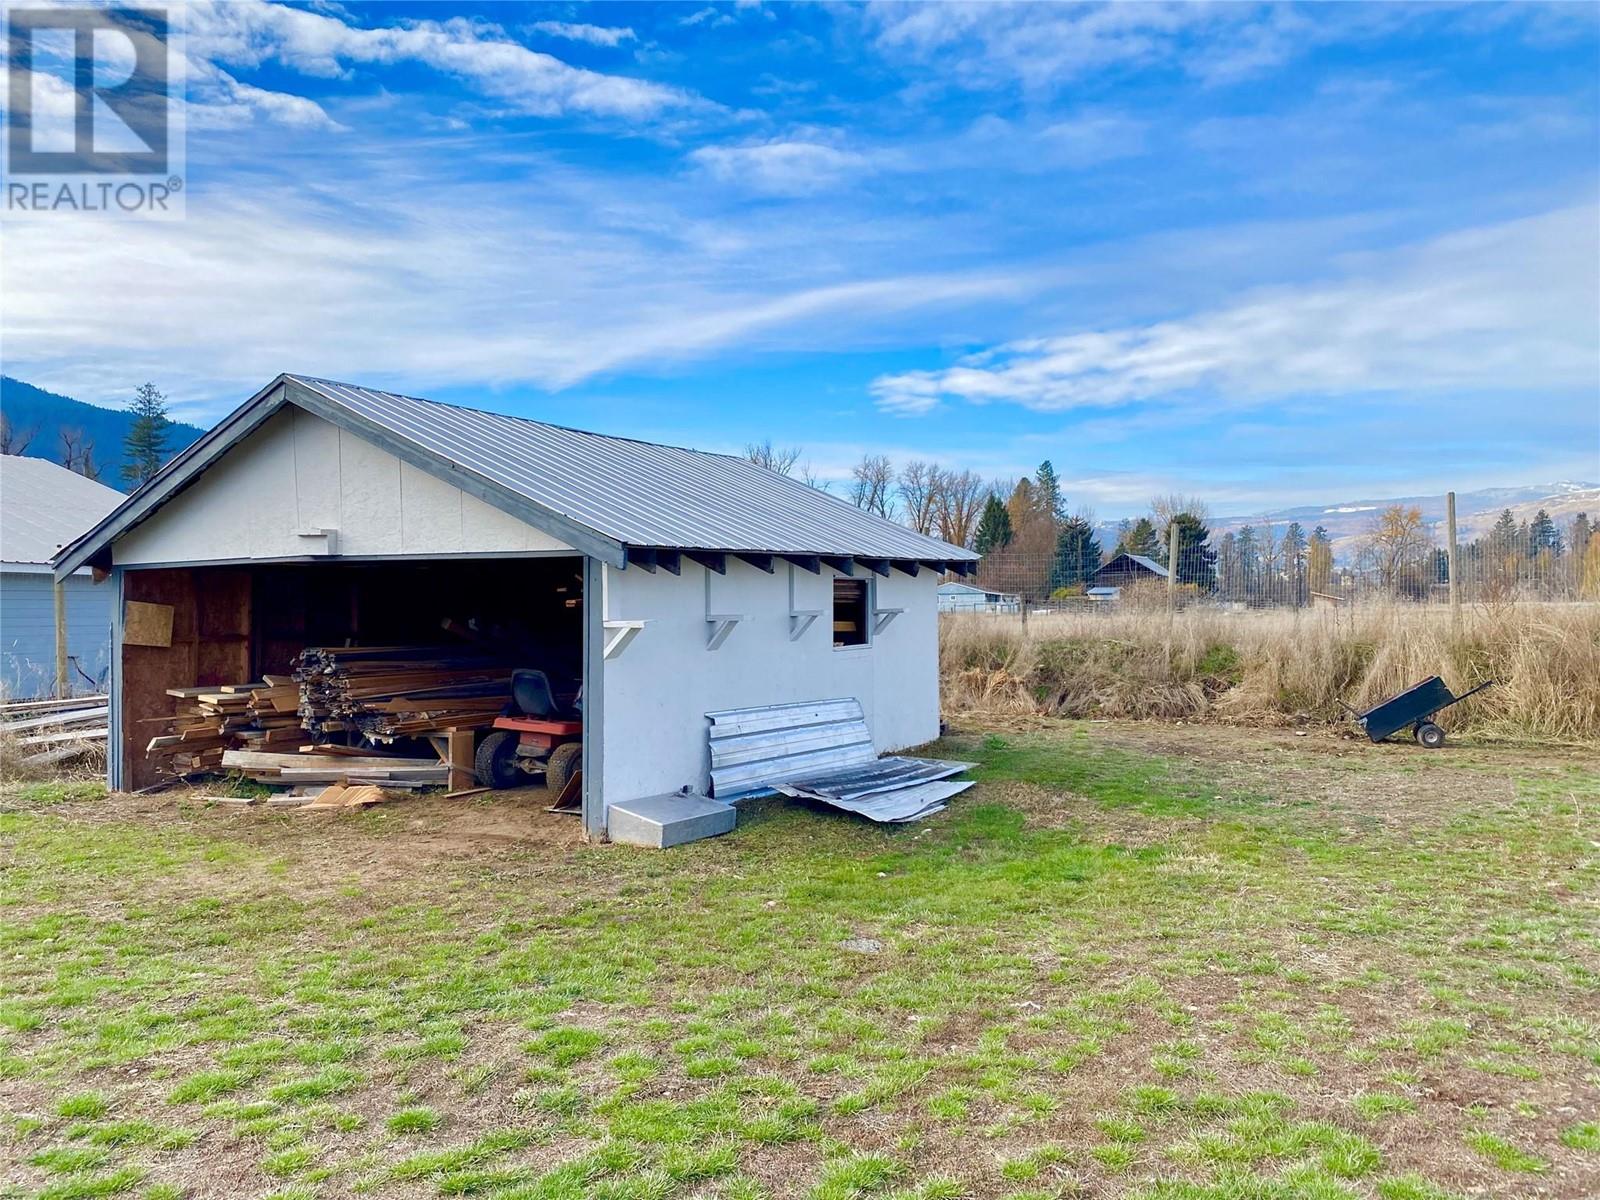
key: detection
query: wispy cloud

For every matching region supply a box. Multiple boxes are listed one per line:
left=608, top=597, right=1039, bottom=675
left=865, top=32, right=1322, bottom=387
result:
left=186, top=0, right=701, bottom=120
left=526, top=21, right=637, bottom=49
left=871, top=205, right=1600, bottom=415
left=688, top=138, right=869, bottom=196
left=0, top=161, right=1038, bottom=412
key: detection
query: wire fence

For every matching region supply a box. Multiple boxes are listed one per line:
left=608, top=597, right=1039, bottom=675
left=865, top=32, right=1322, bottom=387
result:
left=957, top=509, right=1600, bottom=613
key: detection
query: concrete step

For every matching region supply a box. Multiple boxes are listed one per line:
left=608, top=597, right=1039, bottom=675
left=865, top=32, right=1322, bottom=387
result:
left=608, top=791, right=736, bottom=849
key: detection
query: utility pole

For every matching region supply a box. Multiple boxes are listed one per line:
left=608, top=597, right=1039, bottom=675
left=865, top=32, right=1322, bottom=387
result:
left=1446, top=491, right=1461, bottom=636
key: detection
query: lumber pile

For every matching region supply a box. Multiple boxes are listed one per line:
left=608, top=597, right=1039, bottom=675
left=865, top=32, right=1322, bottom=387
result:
left=219, top=748, right=449, bottom=789
left=292, top=646, right=512, bottom=741
left=145, top=678, right=310, bottom=774
left=1, top=694, right=109, bottom=768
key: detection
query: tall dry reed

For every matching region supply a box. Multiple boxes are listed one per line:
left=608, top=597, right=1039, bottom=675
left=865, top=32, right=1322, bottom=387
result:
left=940, top=602, right=1600, bottom=742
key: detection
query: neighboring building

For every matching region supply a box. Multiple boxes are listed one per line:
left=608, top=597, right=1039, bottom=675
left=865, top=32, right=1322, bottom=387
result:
left=55, top=375, right=978, bottom=835
left=0, top=456, right=122, bottom=698
left=1092, top=552, right=1170, bottom=589
left=937, top=581, right=1020, bottom=614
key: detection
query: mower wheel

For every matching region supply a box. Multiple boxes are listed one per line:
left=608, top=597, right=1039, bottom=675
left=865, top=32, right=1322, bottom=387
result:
left=475, top=730, right=521, bottom=788
left=545, top=741, right=582, bottom=796
left=1416, top=722, right=1445, bottom=750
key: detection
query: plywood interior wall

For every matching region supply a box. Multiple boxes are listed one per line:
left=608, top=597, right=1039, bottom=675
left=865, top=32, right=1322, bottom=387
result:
left=121, top=568, right=250, bottom=789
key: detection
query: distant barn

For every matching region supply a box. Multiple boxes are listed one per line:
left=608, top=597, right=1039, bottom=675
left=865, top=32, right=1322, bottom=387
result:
left=1091, top=552, right=1169, bottom=590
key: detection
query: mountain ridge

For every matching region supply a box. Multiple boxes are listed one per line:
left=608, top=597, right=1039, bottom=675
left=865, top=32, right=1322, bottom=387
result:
left=0, top=376, right=205, bottom=492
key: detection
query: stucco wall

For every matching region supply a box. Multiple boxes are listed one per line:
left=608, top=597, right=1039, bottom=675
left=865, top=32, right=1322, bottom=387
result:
left=114, top=406, right=574, bottom=565
left=0, top=572, right=112, bottom=699
left=598, top=559, right=940, bottom=806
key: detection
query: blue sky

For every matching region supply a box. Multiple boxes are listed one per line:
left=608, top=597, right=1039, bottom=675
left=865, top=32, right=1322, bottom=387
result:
left=4, top=1, right=1598, bottom=517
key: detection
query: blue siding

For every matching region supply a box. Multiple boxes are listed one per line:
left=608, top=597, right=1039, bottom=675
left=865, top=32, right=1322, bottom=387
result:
left=0, top=572, right=112, bottom=699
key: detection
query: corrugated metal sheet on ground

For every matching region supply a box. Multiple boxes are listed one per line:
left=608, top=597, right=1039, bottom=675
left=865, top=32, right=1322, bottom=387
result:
left=774, top=776, right=974, bottom=823
left=292, top=377, right=976, bottom=562
left=707, top=698, right=877, bottom=799
left=707, top=698, right=975, bottom=823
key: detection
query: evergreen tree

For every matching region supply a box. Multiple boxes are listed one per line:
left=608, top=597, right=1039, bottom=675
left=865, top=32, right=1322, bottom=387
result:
left=1282, top=522, right=1308, bottom=605
left=1118, top=516, right=1159, bottom=558
left=1528, top=509, right=1559, bottom=555
left=973, top=494, right=1014, bottom=556
left=1033, top=460, right=1066, bottom=525
left=1236, top=525, right=1261, bottom=601
left=1050, top=515, right=1102, bottom=592
left=1571, top=513, right=1592, bottom=567
left=1163, top=512, right=1215, bottom=589
left=1488, top=508, right=1519, bottom=554
left=121, top=382, right=171, bottom=486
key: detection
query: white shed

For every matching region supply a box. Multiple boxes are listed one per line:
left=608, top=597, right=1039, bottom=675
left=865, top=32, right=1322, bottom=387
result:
left=55, top=375, right=978, bottom=836
left=936, top=581, right=1020, bottom=614
left=1, top=456, right=122, bottom=699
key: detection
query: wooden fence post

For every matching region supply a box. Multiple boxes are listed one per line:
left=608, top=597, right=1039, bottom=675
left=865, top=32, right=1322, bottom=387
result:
left=1446, top=491, right=1461, bottom=636
left=1167, top=521, right=1180, bottom=614
left=53, top=579, right=68, bottom=698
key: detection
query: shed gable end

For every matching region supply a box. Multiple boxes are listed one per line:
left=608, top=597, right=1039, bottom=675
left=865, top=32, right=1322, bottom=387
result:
left=113, top=405, right=573, bottom=566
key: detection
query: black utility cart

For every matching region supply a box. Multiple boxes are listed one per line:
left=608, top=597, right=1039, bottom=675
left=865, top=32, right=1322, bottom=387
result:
left=1349, top=675, right=1494, bottom=749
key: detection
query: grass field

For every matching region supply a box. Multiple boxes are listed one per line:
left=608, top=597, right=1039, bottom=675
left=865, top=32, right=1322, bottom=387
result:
left=2, top=721, right=1597, bottom=1199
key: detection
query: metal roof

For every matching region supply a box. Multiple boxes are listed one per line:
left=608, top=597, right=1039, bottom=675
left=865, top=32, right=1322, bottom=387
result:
left=55, top=374, right=978, bottom=576
left=1097, top=552, right=1169, bottom=578
left=0, top=456, right=122, bottom=572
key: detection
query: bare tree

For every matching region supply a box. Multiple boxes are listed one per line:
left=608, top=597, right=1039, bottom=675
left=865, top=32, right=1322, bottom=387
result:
left=848, top=454, right=895, bottom=517
left=798, top=463, right=829, bottom=492
left=934, top=469, right=986, bottom=548
left=1150, top=492, right=1210, bottom=526
left=59, top=427, right=100, bottom=480
left=1358, top=504, right=1433, bottom=594
left=744, top=439, right=803, bottom=477
left=897, top=460, right=940, bottom=535
left=0, top=412, right=36, bottom=455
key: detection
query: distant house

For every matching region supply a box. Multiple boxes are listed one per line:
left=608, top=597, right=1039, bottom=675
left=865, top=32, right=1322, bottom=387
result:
left=1091, top=553, right=1170, bottom=591
left=937, top=581, right=1020, bottom=613
left=0, top=456, right=121, bottom=698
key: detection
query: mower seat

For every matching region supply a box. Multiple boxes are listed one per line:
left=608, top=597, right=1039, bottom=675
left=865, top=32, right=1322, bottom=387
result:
left=512, top=669, right=578, bottom=720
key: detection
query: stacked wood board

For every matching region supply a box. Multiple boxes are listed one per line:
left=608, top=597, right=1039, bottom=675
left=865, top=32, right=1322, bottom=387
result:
left=219, top=749, right=448, bottom=789
left=145, top=678, right=310, bottom=774
left=293, top=646, right=512, bottom=741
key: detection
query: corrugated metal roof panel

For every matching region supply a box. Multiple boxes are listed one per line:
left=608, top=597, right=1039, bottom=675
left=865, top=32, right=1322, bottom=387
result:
left=0, top=457, right=122, bottom=568
left=290, top=375, right=977, bottom=562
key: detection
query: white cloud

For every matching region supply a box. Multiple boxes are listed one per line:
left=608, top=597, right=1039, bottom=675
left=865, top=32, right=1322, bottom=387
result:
left=679, top=8, right=736, bottom=30
left=0, top=160, right=1038, bottom=414
left=526, top=21, right=637, bottom=48
left=188, top=64, right=345, bottom=130
left=688, top=139, right=869, bottom=196
left=185, top=0, right=699, bottom=120
left=870, top=204, right=1600, bottom=415
left=862, top=1, right=1408, bottom=92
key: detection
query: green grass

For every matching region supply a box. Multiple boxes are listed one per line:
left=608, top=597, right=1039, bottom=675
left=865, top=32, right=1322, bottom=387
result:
left=3, top=778, right=108, bottom=807
left=2, top=721, right=1595, bottom=1197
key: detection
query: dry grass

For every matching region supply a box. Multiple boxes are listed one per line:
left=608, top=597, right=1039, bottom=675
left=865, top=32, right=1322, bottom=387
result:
left=940, top=601, right=1600, bottom=741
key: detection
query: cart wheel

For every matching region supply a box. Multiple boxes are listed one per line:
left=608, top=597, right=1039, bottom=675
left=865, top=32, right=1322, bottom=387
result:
left=545, top=741, right=582, bottom=796
left=475, top=730, right=520, bottom=788
left=1416, top=722, right=1445, bottom=750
